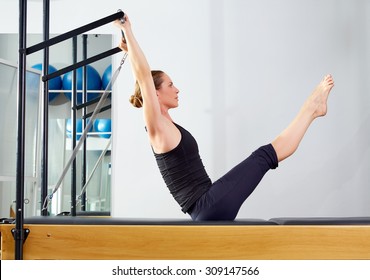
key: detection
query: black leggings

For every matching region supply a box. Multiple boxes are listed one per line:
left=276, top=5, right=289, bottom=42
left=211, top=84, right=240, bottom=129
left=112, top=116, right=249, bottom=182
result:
left=188, top=144, right=278, bottom=221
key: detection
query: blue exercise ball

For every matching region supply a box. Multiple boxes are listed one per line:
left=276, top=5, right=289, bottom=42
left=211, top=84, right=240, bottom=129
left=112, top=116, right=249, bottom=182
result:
left=66, top=119, right=92, bottom=140
left=94, top=119, right=111, bottom=139
left=102, top=65, right=112, bottom=91
left=62, top=65, right=102, bottom=103
left=31, top=63, right=62, bottom=102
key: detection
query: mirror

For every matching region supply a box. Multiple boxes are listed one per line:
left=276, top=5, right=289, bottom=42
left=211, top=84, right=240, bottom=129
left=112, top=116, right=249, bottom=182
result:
left=0, top=33, right=113, bottom=217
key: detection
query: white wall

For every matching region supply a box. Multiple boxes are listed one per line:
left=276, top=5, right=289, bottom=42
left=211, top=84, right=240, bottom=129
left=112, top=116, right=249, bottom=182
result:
left=221, top=0, right=370, bottom=219
left=1, top=0, right=369, bottom=219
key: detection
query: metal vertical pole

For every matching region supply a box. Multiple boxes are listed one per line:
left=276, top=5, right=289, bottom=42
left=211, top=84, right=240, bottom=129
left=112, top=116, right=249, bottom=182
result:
left=15, top=0, right=27, bottom=260
left=81, top=34, right=88, bottom=211
left=71, top=36, right=77, bottom=216
left=41, top=0, right=50, bottom=216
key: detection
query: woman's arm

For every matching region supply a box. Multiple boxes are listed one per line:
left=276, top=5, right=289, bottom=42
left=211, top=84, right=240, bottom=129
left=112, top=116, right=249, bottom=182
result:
left=114, top=15, right=180, bottom=153
left=115, top=16, right=163, bottom=135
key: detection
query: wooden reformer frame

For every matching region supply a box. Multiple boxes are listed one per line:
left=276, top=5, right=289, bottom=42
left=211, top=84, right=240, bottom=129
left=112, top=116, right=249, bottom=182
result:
left=2, top=218, right=370, bottom=260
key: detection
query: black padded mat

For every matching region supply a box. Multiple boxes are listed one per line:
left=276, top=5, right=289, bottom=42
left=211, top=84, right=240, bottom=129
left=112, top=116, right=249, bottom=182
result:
left=22, top=216, right=277, bottom=225
left=270, top=217, right=370, bottom=225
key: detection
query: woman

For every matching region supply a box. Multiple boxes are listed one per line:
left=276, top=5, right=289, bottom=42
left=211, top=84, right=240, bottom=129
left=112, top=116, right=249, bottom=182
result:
left=115, top=15, right=334, bottom=221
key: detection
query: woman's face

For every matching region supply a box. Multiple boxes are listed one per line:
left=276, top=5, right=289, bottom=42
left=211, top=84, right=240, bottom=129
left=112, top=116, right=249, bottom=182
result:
left=156, top=73, right=180, bottom=109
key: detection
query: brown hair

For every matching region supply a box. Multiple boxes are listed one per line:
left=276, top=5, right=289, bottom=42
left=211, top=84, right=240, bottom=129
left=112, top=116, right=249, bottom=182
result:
left=129, top=70, right=164, bottom=108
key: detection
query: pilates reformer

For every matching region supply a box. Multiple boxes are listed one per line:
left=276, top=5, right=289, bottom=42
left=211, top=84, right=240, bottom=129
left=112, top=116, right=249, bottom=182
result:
left=2, top=216, right=370, bottom=260
left=6, top=1, right=370, bottom=261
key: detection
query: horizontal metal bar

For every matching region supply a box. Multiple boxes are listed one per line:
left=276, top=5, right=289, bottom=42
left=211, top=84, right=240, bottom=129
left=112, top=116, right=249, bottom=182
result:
left=26, top=11, right=124, bottom=55
left=83, top=104, right=111, bottom=119
left=49, top=90, right=111, bottom=93
left=74, top=93, right=111, bottom=111
left=42, top=47, right=121, bottom=81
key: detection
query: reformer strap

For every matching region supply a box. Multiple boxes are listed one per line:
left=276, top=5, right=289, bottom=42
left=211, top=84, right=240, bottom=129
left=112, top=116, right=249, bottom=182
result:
left=42, top=52, right=128, bottom=211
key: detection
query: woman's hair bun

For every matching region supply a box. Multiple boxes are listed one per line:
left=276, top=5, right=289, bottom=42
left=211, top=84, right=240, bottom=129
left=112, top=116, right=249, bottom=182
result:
left=129, top=94, right=143, bottom=108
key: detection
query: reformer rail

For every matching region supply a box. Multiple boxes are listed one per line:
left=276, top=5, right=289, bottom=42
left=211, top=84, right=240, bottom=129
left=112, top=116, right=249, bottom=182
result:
left=16, top=0, right=124, bottom=259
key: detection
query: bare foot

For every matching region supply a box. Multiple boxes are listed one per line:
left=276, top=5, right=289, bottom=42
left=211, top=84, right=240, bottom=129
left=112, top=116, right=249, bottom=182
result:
left=306, top=74, right=334, bottom=118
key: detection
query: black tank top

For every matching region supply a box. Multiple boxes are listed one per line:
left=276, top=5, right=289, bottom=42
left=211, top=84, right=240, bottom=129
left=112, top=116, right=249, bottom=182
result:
left=153, top=123, right=212, bottom=213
